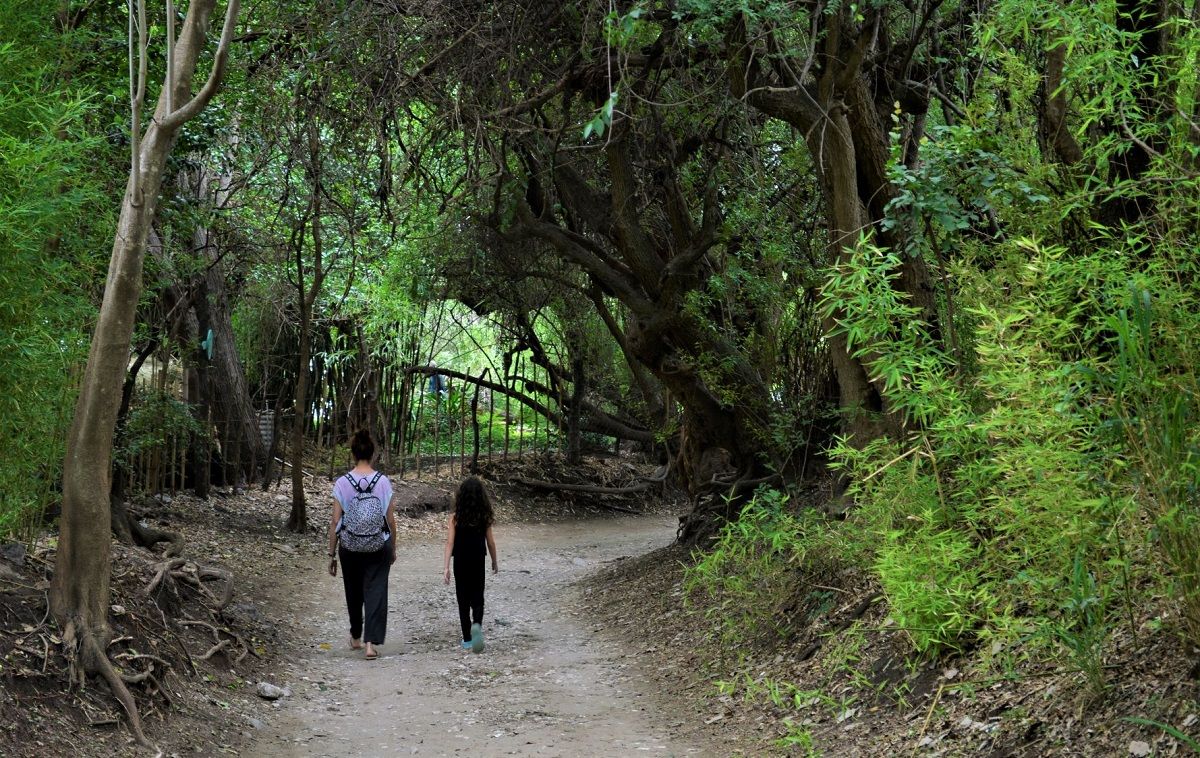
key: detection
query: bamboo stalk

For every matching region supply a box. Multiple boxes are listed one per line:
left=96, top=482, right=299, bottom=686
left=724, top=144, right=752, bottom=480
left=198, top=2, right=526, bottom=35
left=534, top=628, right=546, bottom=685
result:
left=327, top=359, right=337, bottom=479
left=531, top=360, right=539, bottom=455
left=397, top=373, right=410, bottom=479
left=556, top=360, right=565, bottom=456
left=516, top=353, right=525, bottom=459
left=414, top=372, right=425, bottom=478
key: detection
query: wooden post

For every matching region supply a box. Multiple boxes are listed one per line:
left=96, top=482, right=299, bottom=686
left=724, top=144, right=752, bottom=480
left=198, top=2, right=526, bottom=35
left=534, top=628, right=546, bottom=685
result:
left=503, top=364, right=510, bottom=461
left=397, top=373, right=410, bottom=479
left=414, top=372, right=425, bottom=478
left=470, top=369, right=486, bottom=474
left=459, top=377, right=467, bottom=476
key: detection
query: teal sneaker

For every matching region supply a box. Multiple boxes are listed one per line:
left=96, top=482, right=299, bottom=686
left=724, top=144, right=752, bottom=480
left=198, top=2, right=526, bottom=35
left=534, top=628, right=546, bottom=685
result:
left=460, top=640, right=471, bottom=650
left=470, top=623, right=485, bottom=653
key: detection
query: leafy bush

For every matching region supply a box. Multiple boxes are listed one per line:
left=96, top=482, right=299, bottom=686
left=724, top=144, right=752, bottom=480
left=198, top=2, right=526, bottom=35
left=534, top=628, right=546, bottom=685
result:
left=874, top=516, right=988, bottom=653
left=115, top=389, right=208, bottom=474
left=823, top=234, right=1142, bottom=657
left=685, top=489, right=840, bottom=650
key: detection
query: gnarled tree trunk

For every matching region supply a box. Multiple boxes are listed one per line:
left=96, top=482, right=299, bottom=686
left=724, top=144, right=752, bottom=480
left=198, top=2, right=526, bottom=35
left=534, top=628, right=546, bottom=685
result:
left=726, top=9, right=939, bottom=447
left=188, top=163, right=267, bottom=486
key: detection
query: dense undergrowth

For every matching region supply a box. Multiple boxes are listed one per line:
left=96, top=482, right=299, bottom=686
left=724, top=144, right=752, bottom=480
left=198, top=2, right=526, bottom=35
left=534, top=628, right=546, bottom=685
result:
left=683, top=0, right=1200, bottom=747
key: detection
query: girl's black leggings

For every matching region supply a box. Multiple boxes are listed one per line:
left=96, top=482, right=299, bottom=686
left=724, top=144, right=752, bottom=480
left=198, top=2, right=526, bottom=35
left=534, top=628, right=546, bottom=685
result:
left=339, top=541, right=391, bottom=644
left=453, top=557, right=485, bottom=641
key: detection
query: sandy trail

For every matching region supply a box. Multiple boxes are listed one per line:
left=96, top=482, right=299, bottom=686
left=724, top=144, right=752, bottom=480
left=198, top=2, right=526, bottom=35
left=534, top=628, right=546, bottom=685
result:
left=245, top=515, right=712, bottom=757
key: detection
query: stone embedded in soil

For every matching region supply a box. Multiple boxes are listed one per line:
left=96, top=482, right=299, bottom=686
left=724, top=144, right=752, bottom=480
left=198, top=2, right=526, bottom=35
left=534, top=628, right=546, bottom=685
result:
left=0, top=542, right=26, bottom=566
left=225, top=602, right=266, bottom=625
left=1129, top=741, right=1151, bottom=756
left=257, top=682, right=289, bottom=700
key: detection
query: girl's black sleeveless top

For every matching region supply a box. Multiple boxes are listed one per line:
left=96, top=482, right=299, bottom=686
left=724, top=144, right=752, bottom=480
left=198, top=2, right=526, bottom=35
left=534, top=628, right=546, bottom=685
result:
left=452, top=519, right=487, bottom=559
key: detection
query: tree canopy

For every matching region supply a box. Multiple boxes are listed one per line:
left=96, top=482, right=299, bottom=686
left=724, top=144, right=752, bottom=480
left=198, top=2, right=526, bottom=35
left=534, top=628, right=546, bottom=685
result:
left=3, top=0, right=1200, bottom=744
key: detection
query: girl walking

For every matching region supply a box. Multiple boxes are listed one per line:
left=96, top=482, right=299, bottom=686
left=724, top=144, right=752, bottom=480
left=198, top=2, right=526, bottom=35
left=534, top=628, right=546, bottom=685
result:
left=327, top=430, right=396, bottom=660
left=442, top=477, right=498, bottom=652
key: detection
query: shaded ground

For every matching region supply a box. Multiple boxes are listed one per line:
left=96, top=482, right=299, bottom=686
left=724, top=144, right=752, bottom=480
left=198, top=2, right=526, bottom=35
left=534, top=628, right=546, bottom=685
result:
left=582, top=545, right=1200, bottom=756
left=0, top=455, right=722, bottom=757
left=246, top=516, right=715, bottom=757
left=8, top=454, right=1199, bottom=757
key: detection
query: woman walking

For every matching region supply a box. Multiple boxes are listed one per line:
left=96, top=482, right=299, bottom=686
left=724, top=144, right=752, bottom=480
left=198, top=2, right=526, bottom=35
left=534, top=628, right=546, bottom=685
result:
left=328, top=430, right=396, bottom=660
left=442, top=476, right=499, bottom=652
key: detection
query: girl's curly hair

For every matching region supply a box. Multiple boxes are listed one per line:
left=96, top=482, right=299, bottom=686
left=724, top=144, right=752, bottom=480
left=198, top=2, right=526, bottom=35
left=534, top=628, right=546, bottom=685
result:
left=454, top=476, right=494, bottom=531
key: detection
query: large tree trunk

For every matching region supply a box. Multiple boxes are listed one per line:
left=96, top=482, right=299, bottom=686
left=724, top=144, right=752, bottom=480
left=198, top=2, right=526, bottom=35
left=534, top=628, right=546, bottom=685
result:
left=726, top=11, right=933, bottom=447
left=50, top=1, right=239, bottom=745
left=808, top=103, right=895, bottom=445
left=508, top=133, right=780, bottom=543
left=188, top=274, right=217, bottom=498
left=193, top=199, right=267, bottom=485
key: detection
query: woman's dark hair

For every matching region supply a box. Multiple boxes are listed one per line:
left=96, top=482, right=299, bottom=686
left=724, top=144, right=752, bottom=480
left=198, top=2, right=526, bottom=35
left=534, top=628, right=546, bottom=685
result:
left=454, top=477, right=494, bottom=530
left=350, top=429, right=375, bottom=463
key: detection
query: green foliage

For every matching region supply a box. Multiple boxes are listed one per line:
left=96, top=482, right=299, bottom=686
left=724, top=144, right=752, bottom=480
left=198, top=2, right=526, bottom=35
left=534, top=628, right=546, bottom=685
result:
left=1094, top=280, right=1200, bottom=646
left=1050, top=551, right=1109, bottom=695
left=0, top=4, right=118, bottom=540
left=874, top=517, right=988, bottom=653
left=799, top=0, right=1200, bottom=655
left=582, top=90, right=619, bottom=141
left=1123, top=717, right=1200, bottom=752
left=685, top=489, right=837, bottom=649
left=823, top=235, right=1143, bottom=659
left=115, top=388, right=207, bottom=472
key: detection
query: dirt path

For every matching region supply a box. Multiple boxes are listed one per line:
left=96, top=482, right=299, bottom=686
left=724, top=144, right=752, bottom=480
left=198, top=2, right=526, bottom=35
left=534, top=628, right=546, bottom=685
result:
left=246, top=515, right=713, bottom=757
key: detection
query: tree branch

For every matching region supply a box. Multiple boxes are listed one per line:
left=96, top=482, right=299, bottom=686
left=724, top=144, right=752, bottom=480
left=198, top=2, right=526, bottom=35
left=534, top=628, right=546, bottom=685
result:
left=160, top=0, right=241, bottom=131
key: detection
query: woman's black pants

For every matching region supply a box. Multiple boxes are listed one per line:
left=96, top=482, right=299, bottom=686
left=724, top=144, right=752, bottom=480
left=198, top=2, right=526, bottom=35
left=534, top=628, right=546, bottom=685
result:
left=339, top=541, right=391, bottom=644
left=453, top=557, right=485, bottom=642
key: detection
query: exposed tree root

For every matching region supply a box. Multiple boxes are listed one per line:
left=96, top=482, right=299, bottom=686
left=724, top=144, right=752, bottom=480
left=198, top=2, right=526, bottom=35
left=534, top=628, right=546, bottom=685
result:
left=112, top=497, right=185, bottom=557
left=145, top=557, right=233, bottom=611
left=511, top=475, right=661, bottom=496
left=510, top=477, right=650, bottom=512
left=177, top=618, right=257, bottom=664
left=64, top=619, right=155, bottom=750
left=676, top=471, right=783, bottom=545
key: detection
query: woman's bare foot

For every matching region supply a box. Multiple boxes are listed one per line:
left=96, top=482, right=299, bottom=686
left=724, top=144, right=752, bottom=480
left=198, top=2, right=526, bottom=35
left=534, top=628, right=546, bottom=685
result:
left=350, top=638, right=363, bottom=650
left=364, top=642, right=378, bottom=660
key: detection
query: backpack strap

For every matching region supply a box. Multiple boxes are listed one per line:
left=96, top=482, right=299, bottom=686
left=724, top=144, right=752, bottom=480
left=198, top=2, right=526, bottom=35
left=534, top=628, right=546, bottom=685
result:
left=347, top=471, right=384, bottom=494
left=362, top=471, right=383, bottom=493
